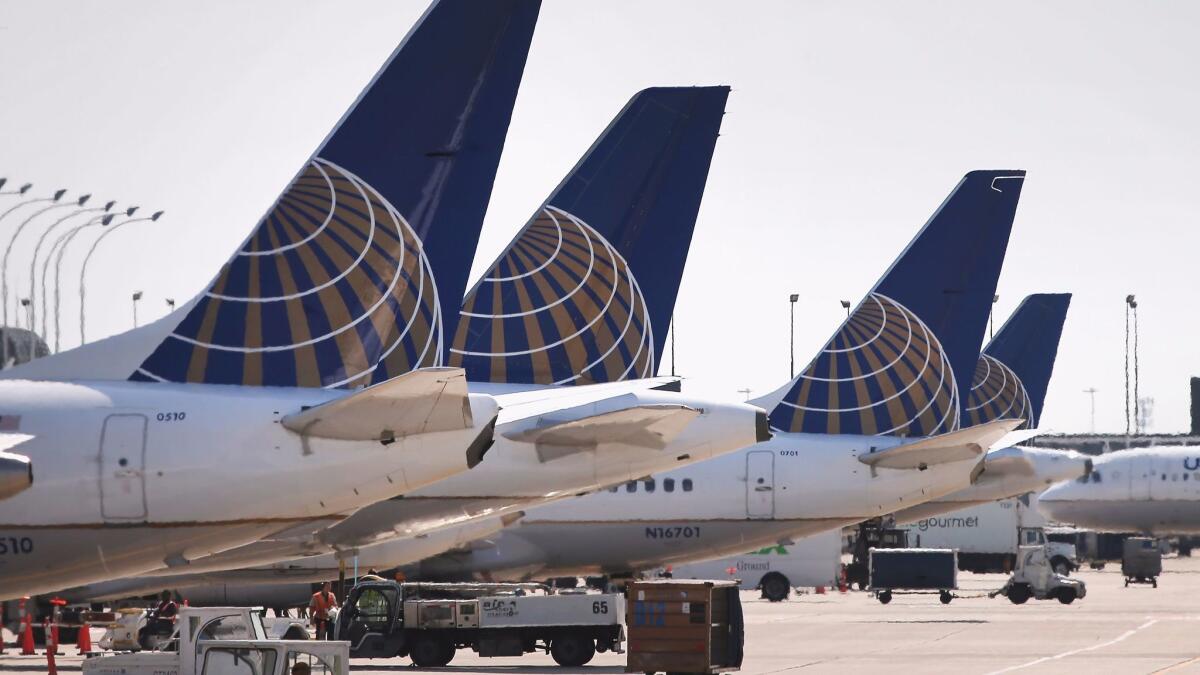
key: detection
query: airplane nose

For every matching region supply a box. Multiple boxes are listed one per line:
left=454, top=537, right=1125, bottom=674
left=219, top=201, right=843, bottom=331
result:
left=756, top=410, right=772, bottom=443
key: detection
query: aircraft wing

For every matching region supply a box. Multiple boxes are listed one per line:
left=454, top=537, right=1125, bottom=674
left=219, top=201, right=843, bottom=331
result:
left=489, top=377, right=682, bottom=425
left=857, top=419, right=1024, bottom=470
left=0, top=433, right=34, bottom=500
left=282, top=367, right=475, bottom=442
left=501, top=403, right=700, bottom=460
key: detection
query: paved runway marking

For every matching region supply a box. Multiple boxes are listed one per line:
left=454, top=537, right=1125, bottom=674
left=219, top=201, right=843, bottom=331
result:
left=1151, top=654, right=1200, bottom=673
left=984, top=618, right=1159, bottom=674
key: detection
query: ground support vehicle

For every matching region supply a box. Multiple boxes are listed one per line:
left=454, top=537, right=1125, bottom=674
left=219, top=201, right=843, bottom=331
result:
left=869, top=548, right=958, bottom=604
left=336, top=581, right=624, bottom=667
left=902, top=496, right=1077, bottom=574
left=992, top=545, right=1087, bottom=605
left=82, top=606, right=343, bottom=675
left=1122, top=537, right=1162, bottom=587
left=845, top=519, right=910, bottom=590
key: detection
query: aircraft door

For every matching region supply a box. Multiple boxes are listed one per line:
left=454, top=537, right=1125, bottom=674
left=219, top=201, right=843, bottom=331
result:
left=746, top=451, right=775, bottom=519
left=99, top=414, right=148, bottom=520
left=1130, top=453, right=1153, bottom=501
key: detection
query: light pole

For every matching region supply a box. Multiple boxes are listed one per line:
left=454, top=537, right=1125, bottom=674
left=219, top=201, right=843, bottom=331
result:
left=166, top=298, right=176, bottom=311
left=840, top=299, right=851, bottom=317
left=0, top=180, right=33, bottom=198
left=79, top=210, right=163, bottom=343
left=1125, top=294, right=1137, bottom=441
left=789, top=294, right=798, bottom=379
left=737, top=388, right=752, bottom=402
left=1, top=189, right=74, bottom=327
left=47, top=212, right=118, bottom=351
left=1083, top=387, right=1098, bottom=434
left=31, top=200, right=114, bottom=338
left=131, top=291, right=143, bottom=328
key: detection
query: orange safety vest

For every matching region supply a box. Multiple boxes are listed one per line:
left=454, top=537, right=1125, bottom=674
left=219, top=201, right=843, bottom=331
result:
left=310, top=591, right=336, bottom=619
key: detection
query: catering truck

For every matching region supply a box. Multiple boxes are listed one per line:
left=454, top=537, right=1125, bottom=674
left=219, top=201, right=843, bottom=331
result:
left=336, top=581, right=624, bottom=668
left=82, top=606, right=345, bottom=675
left=660, top=530, right=842, bottom=601
left=900, top=495, right=1077, bottom=574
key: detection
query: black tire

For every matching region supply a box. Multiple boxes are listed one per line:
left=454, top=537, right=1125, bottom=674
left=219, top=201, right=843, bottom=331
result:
left=878, top=591, right=892, bottom=605
left=760, top=573, right=791, bottom=602
left=1007, top=585, right=1031, bottom=605
left=1057, top=588, right=1076, bottom=605
left=939, top=591, right=952, bottom=605
left=1125, top=578, right=1130, bottom=587
left=282, top=626, right=308, bottom=640
left=1152, top=578, right=1158, bottom=588
left=410, top=636, right=454, bottom=668
left=1051, top=557, right=1072, bottom=576
left=550, top=634, right=596, bottom=667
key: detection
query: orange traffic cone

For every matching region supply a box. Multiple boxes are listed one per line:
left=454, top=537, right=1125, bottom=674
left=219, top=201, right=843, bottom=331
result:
left=76, top=621, right=93, bottom=655
left=19, top=605, right=34, bottom=656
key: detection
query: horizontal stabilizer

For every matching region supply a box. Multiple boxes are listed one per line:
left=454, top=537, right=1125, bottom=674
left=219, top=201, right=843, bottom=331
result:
left=282, top=368, right=473, bottom=442
left=502, top=403, right=699, bottom=459
left=858, top=419, right=1023, bottom=470
left=990, top=427, right=1046, bottom=450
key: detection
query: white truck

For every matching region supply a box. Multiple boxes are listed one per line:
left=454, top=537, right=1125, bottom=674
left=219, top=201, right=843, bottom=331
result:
left=900, top=494, right=1077, bottom=575
left=336, top=581, right=624, bottom=668
left=82, top=606, right=346, bottom=675
left=657, top=529, right=842, bottom=601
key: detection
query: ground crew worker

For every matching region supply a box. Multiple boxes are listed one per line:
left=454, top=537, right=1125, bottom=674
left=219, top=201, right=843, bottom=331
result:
left=138, top=591, right=179, bottom=646
left=309, top=582, right=337, bottom=640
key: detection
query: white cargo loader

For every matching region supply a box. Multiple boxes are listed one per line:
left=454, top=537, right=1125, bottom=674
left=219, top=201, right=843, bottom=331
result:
left=900, top=494, right=1077, bottom=574
left=337, top=581, right=624, bottom=668
left=657, top=529, right=842, bottom=601
left=83, top=606, right=345, bottom=675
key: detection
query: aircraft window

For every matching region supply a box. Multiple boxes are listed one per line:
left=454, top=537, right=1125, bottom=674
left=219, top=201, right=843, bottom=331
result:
left=625, top=481, right=637, bottom=493
left=1093, top=472, right=1102, bottom=483
left=1163, top=474, right=1168, bottom=481
left=664, top=478, right=675, bottom=493
left=682, top=479, right=693, bottom=492
left=644, top=479, right=656, bottom=493
left=1185, top=473, right=1190, bottom=481
left=608, top=486, right=618, bottom=493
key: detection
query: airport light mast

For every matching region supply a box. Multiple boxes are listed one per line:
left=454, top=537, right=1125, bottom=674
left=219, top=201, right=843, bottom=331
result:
left=30, top=200, right=115, bottom=338
left=78, top=210, right=163, bottom=343
left=46, top=211, right=119, bottom=351
left=0, top=189, right=76, bottom=328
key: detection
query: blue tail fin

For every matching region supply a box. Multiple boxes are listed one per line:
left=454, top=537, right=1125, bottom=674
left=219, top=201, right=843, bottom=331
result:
left=965, top=293, right=1071, bottom=428
left=128, top=0, right=540, bottom=388
left=448, top=86, right=729, bottom=384
left=768, top=170, right=1025, bottom=437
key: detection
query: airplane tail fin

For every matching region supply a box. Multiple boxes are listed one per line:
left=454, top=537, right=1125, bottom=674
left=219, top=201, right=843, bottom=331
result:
left=767, top=170, right=1025, bottom=437
left=965, top=293, right=1071, bottom=428
left=11, top=0, right=540, bottom=388
left=449, top=86, right=730, bottom=384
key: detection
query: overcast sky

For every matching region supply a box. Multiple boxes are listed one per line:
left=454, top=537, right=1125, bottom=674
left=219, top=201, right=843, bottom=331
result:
left=1, top=1, right=1196, bottom=434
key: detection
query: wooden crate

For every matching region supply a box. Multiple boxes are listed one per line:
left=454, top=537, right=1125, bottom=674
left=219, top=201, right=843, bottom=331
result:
left=625, top=579, right=742, bottom=674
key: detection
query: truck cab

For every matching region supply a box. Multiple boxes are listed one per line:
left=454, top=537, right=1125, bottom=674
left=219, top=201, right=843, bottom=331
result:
left=84, top=607, right=344, bottom=675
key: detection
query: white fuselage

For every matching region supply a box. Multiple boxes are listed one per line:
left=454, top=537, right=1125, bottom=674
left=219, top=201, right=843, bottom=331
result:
left=69, top=385, right=768, bottom=592
left=1039, top=446, right=1200, bottom=535
left=892, top=445, right=1093, bottom=523
left=412, top=430, right=983, bottom=580
left=0, top=378, right=496, bottom=599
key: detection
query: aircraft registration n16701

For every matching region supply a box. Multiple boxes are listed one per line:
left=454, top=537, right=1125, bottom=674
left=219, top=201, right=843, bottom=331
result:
left=0, top=0, right=543, bottom=600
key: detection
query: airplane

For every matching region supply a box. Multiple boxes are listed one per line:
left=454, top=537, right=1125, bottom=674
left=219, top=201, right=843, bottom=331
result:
left=1039, top=447, right=1200, bottom=535
left=406, top=169, right=1031, bottom=582
left=892, top=293, right=1093, bottom=523
left=0, top=0, right=544, bottom=600
left=51, top=85, right=768, bottom=599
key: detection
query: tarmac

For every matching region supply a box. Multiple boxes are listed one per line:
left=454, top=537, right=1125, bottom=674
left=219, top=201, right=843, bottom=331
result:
left=3, top=556, right=1200, bottom=674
